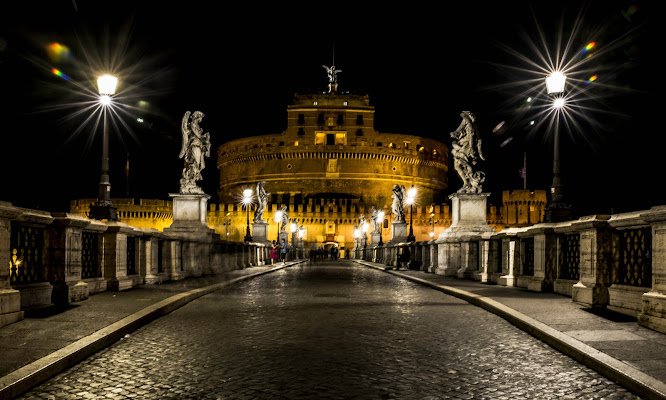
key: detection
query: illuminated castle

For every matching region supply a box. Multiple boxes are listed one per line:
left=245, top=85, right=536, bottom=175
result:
left=71, top=70, right=546, bottom=253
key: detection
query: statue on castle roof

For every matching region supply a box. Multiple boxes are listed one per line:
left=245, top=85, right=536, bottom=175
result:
left=450, top=111, right=486, bottom=194
left=253, top=181, right=269, bottom=223
left=179, top=111, right=211, bottom=194
left=322, top=65, right=341, bottom=93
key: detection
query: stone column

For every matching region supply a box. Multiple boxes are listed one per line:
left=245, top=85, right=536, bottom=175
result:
left=139, top=228, right=163, bottom=284
left=0, top=202, right=23, bottom=328
left=570, top=216, right=612, bottom=307
left=427, top=240, right=438, bottom=273
left=473, top=238, right=491, bottom=282
left=435, top=238, right=459, bottom=276
left=104, top=223, right=139, bottom=291
left=49, top=213, right=91, bottom=306
left=639, top=206, right=666, bottom=333
left=526, top=226, right=558, bottom=292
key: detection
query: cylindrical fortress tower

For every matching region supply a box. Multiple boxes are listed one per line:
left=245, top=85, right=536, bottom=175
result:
left=217, top=92, right=449, bottom=208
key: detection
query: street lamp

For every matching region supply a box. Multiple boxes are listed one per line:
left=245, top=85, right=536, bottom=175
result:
left=429, top=212, right=435, bottom=238
left=544, top=71, right=572, bottom=222
left=243, top=188, right=253, bottom=242
left=290, top=221, right=297, bottom=259
left=353, top=227, right=361, bottom=258
left=89, top=74, right=119, bottom=221
left=406, top=186, right=416, bottom=242
left=377, top=210, right=385, bottom=245
left=274, top=210, right=282, bottom=243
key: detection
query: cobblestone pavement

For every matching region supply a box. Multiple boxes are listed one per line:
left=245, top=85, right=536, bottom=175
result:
left=16, top=261, right=643, bottom=400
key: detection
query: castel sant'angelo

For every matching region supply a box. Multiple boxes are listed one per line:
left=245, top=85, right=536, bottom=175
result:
left=71, top=67, right=546, bottom=254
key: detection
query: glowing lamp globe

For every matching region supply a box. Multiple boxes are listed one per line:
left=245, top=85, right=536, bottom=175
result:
left=546, top=71, right=566, bottom=95
left=97, top=74, right=118, bottom=95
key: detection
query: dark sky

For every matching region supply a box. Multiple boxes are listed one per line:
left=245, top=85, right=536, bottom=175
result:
left=0, top=1, right=651, bottom=217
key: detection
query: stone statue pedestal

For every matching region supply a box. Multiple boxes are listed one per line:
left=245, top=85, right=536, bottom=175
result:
left=252, top=222, right=271, bottom=244
left=442, top=192, right=494, bottom=235
left=370, top=232, right=383, bottom=246
left=167, top=193, right=212, bottom=232
left=435, top=192, right=494, bottom=276
left=387, top=221, right=408, bottom=244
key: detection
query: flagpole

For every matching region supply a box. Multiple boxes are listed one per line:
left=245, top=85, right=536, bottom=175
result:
left=523, top=152, right=527, bottom=190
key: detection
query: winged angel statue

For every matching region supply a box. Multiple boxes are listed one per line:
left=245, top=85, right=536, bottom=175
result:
left=179, top=111, right=211, bottom=194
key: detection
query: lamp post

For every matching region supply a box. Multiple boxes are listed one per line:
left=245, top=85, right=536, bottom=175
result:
left=377, top=210, right=385, bottom=246
left=429, top=212, right=435, bottom=239
left=353, top=227, right=361, bottom=259
left=89, top=74, right=119, bottom=221
left=225, top=212, right=230, bottom=240
left=290, top=221, right=297, bottom=260
left=243, top=188, right=253, bottom=242
left=274, top=210, right=282, bottom=243
left=406, top=186, right=416, bottom=242
left=544, top=71, right=572, bottom=222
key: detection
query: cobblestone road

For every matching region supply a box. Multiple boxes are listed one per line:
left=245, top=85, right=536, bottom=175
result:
left=17, top=261, right=643, bottom=399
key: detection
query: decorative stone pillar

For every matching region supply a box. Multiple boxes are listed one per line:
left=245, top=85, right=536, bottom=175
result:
left=49, top=213, right=91, bottom=306
left=498, top=230, right=523, bottom=287
left=104, top=223, right=140, bottom=291
left=638, top=206, right=666, bottom=333
left=473, top=238, right=491, bottom=282
left=0, top=202, right=23, bottom=328
left=526, top=226, right=558, bottom=292
left=457, top=236, right=479, bottom=279
left=427, top=240, right=438, bottom=274
left=570, top=216, right=612, bottom=307
left=435, top=238, right=459, bottom=276
left=421, top=241, right=431, bottom=272
left=139, top=228, right=164, bottom=284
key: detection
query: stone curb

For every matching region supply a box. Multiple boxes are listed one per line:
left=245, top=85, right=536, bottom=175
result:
left=0, top=262, right=301, bottom=400
left=355, top=260, right=666, bottom=400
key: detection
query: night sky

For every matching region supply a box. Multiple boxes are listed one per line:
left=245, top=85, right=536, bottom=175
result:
left=0, top=1, right=651, bottom=218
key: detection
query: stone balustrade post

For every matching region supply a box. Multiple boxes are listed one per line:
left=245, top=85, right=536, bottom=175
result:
left=570, top=216, right=613, bottom=307
left=48, top=213, right=91, bottom=306
left=0, top=202, right=23, bottom=328
left=104, top=223, right=141, bottom=291
left=639, top=206, right=666, bottom=333
left=526, top=226, right=557, bottom=292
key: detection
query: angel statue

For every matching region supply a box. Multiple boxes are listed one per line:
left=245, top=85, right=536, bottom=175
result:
left=322, top=65, right=342, bottom=93
left=179, top=111, right=211, bottom=194
left=450, top=111, right=485, bottom=194
left=253, top=181, right=269, bottom=223
left=370, top=206, right=379, bottom=233
left=391, top=184, right=406, bottom=222
left=278, top=205, right=289, bottom=232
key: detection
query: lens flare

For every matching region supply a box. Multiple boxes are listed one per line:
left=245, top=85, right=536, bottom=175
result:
left=46, top=42, right=71, bottom=62
left=581, top=42, right=596, bottom=55
left=585, top=75, right=598, bottom=85
left=51, top=68, right=69, bottom=80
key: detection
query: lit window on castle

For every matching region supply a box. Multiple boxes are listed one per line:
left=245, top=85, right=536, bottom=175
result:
left=433, top=149, right=438, bottom=156
left=404, top=141, right=410, bottom=149
left=313, top=101, right=318, bottom=105
left=315, top=133, right=325, bottom=145
left=335, top=133, right=346, bottom=145
left=343, top=101, right=348, bottom=106
left=294, top=141, right=299, bottom=146
left=388, top=143, right=395, bottom=148
left=417, top=145, right=424, bottom=152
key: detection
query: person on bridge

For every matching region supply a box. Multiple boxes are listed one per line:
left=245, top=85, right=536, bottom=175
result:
left=270, top=241, right=278, bottom=265
left=280, top=238, right=287, bottom=264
